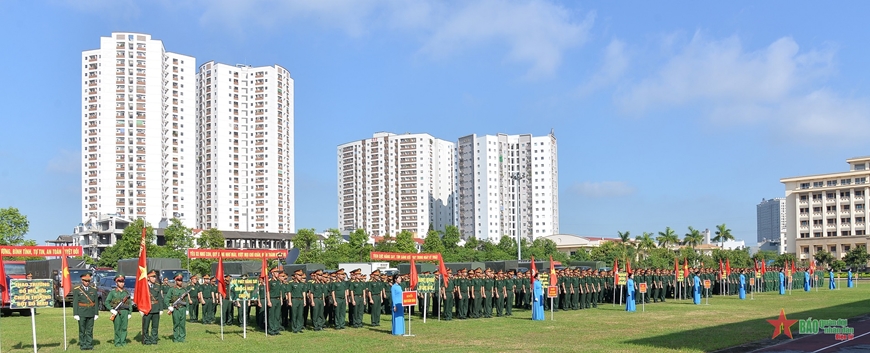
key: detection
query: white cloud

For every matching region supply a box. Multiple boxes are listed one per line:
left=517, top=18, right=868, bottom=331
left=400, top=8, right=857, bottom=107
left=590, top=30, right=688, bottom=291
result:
left=195, top=0, right=593, bottom=78
left=616, top=32, right=868, bottom=141
left=571, top=181, right=635, bottom=198
left=578, top=38, right=628, bottom=95
left=46, top=150, right=80, bottom=175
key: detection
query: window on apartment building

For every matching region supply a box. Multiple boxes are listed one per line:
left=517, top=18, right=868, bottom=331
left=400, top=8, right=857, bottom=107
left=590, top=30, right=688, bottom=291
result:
left=800, top=183, right=810, bottom=189
left=827, top=231, right=836, bottom=237
left=813, top=181, right=823, bottom=188
left=827, top=180, right=838, bottom=187
left=831, top=246, right=838, bottom=252
left=800, top=195, right=808, bottom=201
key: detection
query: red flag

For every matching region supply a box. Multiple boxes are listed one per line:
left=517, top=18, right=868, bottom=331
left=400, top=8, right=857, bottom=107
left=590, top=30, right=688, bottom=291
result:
left=726, top=259, right=732, bottom=276
left=61, top=255, right=72, bottom=296
left=683, top=258, right=689, bottom=278
left=761, top=260, right=766, bottom=275
left=0, top=255, right=8, bottom=304
left=134, top=227, right=152, bottom=314
left=791, top=260, right=796, bottom=274
left=809, top=260, right=815, bottom=275
left=674, top=257, right=679, bottom=277
left=216, top=257, right=226, bottom=298
left=626, top=259, right=632, bottom=275
left=549, top=256, right=557, bottom=287
left=719, top=259, right=724, bottom=278
left=530, top=256, right=537, bottom=285
left=437, top=255, right=449, bottom=286
left=260, top=258, right=270, bottom=298
left=754, top=260, right=759, bottom=274
left=613, top=259, right=619, bottom=286
left=409, top=259, right=418, bottom=289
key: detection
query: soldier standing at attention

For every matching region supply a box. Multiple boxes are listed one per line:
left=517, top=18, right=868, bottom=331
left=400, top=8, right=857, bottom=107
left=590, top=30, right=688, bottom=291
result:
left=221, top=274, right=234, bottom=325
left=72, top=272, right=98, bottom=350
left=106, top=274, right=131, bottom=347
left=267, top=267, right=285, bottom=335
left=456, top=269, right=468, bottom=319
left=141, top=270, right=163, bottom=345
left=164, top=274, right=189, bottom=343
left=198, top=275, right=214, bottom=324
left=309, top=270, right=327, bottom=331
left=505, top=270, right=515, bottom=316
left=441, top=269, right=455, bottom=320
left=187, top=275, right=200, bottom=323
left=368, top=270, right=384, bottom=326
left=287, top=269, right=308, bottom=333
left=332, top=269, right=349, bottom=329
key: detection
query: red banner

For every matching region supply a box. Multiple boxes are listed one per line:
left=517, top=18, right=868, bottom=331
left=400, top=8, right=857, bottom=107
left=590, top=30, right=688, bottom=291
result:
left=0, top=246, right=82, bottom=257
left=187, top=249, right=288, bottom=259
left=370, top=252, right=441, bottom=262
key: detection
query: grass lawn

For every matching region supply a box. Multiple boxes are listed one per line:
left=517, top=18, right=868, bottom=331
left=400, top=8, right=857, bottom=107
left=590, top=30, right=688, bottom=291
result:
left=1, top=285, right=868, bottom=352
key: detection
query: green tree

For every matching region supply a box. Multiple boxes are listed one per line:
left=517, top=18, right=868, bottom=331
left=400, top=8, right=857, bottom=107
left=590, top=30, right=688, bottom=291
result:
left=589, top=241, right=624, bottom=263
left=682, top=227, right=704, bottom=251
left=442, top=225, right=461, bottom=251
left=774, top=253, right=796, bottom=267
left=321, top=228, right=347, bottom=268
left=569, top=250, right=590, bottom=262
left=496, top=236, right=518, bottom=259
left=752, top=250, right=778, bottom=263
left=294, top=228, right=322, bottom=264
left=421, top=230, right=445, bottom=254
left=617, top=231, right=632, bottom=260
left=831, top=259, right=847, bottom=272
left=635, top=232, right=656, bottom=260
left=843, top=245, right=870, bottom=269
left=197, top=228, right=225, bottom=249
left=374, top=233, right=397, bottom=253
left=97, top=219, right=156, bottom=268
left=395, top=230, right=417, bottom=253
left=163, top=218, right=194, bottom=252
left=656, top=227, right=679, bottom=248
left=348, top=228, right=372, bottom=262
left=0, top=207, right=29, bottom=245
left=464, top=236, right=480, bottom=251
left=712, top=223, right=734, bottom=248
left=813, top=249, right=834, bottom=269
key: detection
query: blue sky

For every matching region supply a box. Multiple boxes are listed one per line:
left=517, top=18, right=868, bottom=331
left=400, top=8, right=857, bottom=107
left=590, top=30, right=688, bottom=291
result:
left=1, top=1, right=869, bottom=245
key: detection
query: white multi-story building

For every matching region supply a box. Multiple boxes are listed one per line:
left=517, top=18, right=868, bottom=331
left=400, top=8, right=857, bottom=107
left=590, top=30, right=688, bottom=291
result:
left=196, top=61, right=295, bottom=233
left=757, top=198, right=787, bottom=253
left=456, top=132, right=559, bottom=242
left=781, top=156, right=870, bottom=260
left=81, top=32, right=196, bottom=227
left=337, top=132, right=455, bottom=237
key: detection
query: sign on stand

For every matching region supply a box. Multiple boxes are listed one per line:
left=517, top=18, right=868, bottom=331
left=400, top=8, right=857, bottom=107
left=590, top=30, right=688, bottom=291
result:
left=639, top=283, right=647, bottom=312
left=547, top=286, right=557, bottom=320
left=402, top=291, right=417, bottom=337
left=10, top=279, right=54, bottom=353
left=703, top=280, right=711, bottom=305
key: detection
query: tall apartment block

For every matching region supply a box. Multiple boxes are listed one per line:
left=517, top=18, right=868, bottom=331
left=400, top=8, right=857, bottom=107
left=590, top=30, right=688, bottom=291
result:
left=456, top=132, right=559, bottom=242
left=756, top=198, right=787, bottom=253
left=781, top=156, right=870, bottom=261
left=337, top=133, right=455, bottom=237
left=196, top=61, right=295, bottom=233
left=81, top=32, right=196, bottom=227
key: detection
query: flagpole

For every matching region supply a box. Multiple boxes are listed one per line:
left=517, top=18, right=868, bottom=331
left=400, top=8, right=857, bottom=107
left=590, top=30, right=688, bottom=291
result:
left=220, top=299, right=224, bottom=340
left=62, top=287, right=68, bottom=351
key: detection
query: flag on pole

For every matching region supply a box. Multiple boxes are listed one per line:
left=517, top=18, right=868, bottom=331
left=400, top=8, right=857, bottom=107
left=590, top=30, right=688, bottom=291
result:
left=626, top=259, right=632, bottom=275
left=438, top=255, right=449, bottom=286
left=809, top=260, right=815, bottom=275
left=530, top=256, right=537, bottom=285
left=409, top=259, right=418, bottom=289
left=761, top=260, right=767, bottom=275
left=726, top=259, right=732, bottom=276
left=217, top=257, right=227, bottom=298
left=674, top=257, right=679, bottom=277
left=549, top=256, right=557, bottom=286
left=260, top=258, right=269, bottom=294
left=134, top=227, right=152, bottom=314
left=683, top=258, right=689, bottom=278
left=719, top=259, right=724, bottom=279
left=0, top=255, right=8, bottom=304
left=61, top=255, right=72, bottom=295
left=791, top=260, right=796, bottom=274
left=613, top=259, right=619, bottom=285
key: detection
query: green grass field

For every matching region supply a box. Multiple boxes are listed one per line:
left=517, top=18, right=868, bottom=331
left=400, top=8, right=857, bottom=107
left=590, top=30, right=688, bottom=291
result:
left=1, top=285, right=868, bottom=352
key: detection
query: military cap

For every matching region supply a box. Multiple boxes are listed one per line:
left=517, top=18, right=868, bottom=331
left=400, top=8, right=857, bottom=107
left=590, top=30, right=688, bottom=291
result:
left=270, top=266, right=282, bottom=273
left=293, top=269, right=304, bottom=275
left=80, top=272, right=92, bottom=280
left=147, top=270, right=158, bottom=277
left=203, top=274, right=211, bottom=279
left=175, top=273, right=184, bottom=280
left=351, top=268, right=361, bottom=274
left=114, top=274, right=125, bottom=281
left=190, top=274, right=198, bottom=279
left=371, top=269, right=380, bottom=275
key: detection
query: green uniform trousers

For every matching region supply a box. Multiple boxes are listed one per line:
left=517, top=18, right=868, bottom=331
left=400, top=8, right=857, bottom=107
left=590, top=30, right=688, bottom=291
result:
left=142, top=313, right=160, bottom=345
left=112, top=310, right=129, bottom=347
left=78, top=316, right=95, bottom=349
left=290, top=299, right=305, bottom=332
left=334, top=299, right=347, bottom=329
left=171, top=307, right=186, bottom=342
left=370, top=297, right=382, bottom=326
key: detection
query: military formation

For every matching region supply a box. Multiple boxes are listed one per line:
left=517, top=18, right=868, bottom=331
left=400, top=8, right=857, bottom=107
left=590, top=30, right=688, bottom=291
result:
left=67, top=263, right=844, bottom=350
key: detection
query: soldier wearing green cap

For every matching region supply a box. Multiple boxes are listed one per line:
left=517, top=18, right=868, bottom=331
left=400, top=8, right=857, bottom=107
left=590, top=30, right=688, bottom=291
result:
left=199, top=275, right=215, bottom=324
left=142, top=269, right=164, bottom=345
left=164, top=273, right=190, bottom=342
left=105, top=274, right=131, bottom=346
left=72, top=272, right=98, bottom=350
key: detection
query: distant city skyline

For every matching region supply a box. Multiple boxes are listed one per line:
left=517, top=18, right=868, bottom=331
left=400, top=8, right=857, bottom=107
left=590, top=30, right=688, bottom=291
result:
left=2, top=2, right=870, bottom=246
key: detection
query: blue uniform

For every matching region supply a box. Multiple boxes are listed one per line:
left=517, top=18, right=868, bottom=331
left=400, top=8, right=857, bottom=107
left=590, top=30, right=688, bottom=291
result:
left=692, top=275, right=701, bottom=305
left=738, top=274, right=746, bottom=299
left=625, top=279, right=636, bottom=312
left=847, top=270, right=854, bottom=288
left=829, top=271, right=836, bottom=290
left=532, top=280, right=544, bottom=320
left=779, top=272, right=786, bottom=295
left=390, top=283, right=404, bottom=335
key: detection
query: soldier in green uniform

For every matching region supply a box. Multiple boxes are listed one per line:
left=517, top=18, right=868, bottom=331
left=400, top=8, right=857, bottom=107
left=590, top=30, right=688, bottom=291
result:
left=198, top=275, right=214, bottom=324
left=141, top=270, right=163, bottom=345
left=349, top=269, right=366, bottom=327
left=505, top=270, right=515, bottom=316
left=309, top=270, right=326, bottom=331
left=441, top=269, right=455, bottom=320
left=220, top=274, right=233, bottom=325
left=286, top=269, right=307, bottom=333
left=456, top=269, right=468, bottom=319
left=187, top=275, right=200, bottom=323
left=72, top=272, right=98, bottom=350
left=493, top=270, right=504, bottom=317
left=267, top=267, right=285, bottom=335
left=332, top=269, right=348, bottom=329
left=368, top=270, right=384, bottom=326
left=482, top=269, right=494, bottom=318
left=164, top=273, right=190, bottom=343
left=106, top=274, right=131, bottom=347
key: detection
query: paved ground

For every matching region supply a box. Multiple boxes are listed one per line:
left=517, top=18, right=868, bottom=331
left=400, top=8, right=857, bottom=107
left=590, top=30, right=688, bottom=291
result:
left=748, top=315, right=870, bottom=353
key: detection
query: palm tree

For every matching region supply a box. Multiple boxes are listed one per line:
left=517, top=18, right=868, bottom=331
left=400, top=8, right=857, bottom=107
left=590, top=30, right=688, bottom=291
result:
left=618, top=230, right=632, bottom=260
left=712, top=223, right=734, bottom=248
left=683, top=226, right=704, bottom=251
left=635, top=232, right=657, bottom=260
left=657, top=227, right=680, bottom=248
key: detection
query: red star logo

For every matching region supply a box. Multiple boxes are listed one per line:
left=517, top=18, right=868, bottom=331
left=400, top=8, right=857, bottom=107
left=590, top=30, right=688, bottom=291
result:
left=767, top=309, right=798, bottom=339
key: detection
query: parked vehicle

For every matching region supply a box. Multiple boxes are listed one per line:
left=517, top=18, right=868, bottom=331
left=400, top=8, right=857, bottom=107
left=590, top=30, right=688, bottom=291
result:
left=24, top=258, right=91, bottom=307
left=96, top=276, right=136, bottom=311
left=1, top=261, right=31, bottom=317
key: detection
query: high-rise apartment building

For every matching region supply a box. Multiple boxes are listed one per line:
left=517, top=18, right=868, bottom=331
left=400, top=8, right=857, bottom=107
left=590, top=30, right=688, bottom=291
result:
left=456, top=132, right=559, bottom=242
left=781, top=157, right=870, bottom=260
left=196, top=61, right=295, bottom=233
left=81, top=32, right=196, bottom=227
left=337, top=132, right=455, bottom=237
left=756, top=198, right=787, bottom=253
